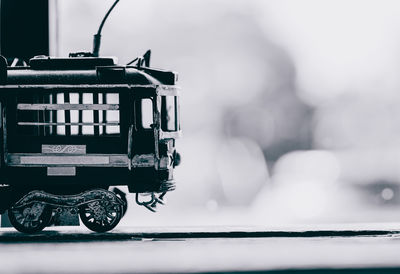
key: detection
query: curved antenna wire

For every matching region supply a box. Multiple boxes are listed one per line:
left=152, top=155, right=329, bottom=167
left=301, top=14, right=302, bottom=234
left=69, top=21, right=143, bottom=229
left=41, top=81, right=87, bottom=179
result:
left=97, top=0, right=120, bottom=36
left=92, top=0, right=120, bottom=57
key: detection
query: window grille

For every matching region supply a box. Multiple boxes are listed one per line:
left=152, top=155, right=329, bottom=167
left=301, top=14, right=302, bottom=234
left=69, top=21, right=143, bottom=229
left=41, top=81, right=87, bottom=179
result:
left=16, top=93, right=120, bottom=136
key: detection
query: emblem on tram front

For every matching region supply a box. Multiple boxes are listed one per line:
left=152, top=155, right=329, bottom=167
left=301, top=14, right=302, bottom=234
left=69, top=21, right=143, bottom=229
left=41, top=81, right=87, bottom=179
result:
left=42, top=145, right=86, bottom=154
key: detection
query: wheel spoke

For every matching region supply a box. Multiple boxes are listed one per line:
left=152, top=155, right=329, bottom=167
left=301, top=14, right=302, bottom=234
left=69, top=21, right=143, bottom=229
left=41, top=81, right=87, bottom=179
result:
left=79, top=200, right=122, bottom=233
left=8, top=203, right=51, bottom=233
left=106, top=212, right=115, bottom=218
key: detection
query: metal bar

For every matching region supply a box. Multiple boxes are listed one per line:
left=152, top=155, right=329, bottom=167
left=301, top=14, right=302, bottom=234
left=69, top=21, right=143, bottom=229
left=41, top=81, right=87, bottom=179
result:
left=17, top=104, right=119, bottom=110
left=0, top=103, right=2, bottom=169
left=50, top=93, right=56, bottom=134
left=7, top=154, right=130, bottom=167
left=93, top=93, right=100, bottom=135
left=43, top=94, right=49, bottom=136
left=103, top=92, right=107, bottom=134
left=175, top=96, right=179, bottom=131
left=20, top=156, right=110, bottom=165
left=63, top=92, right=71, bottom=136
left=34, top=95, right=40, bottom=136
left=78, top=93, right=83, bottom=135
left=2, top=106, right=6, bottom=166
left=18, top=122, right=119, bottom=126
left=0, top=84, right=173, bottom=94
left=0, top=84, right=158, bottom=89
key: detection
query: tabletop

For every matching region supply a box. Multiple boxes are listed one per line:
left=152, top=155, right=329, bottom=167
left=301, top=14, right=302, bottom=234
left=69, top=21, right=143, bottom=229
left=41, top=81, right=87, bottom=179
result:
left=1, top=224, right=400, bottom=274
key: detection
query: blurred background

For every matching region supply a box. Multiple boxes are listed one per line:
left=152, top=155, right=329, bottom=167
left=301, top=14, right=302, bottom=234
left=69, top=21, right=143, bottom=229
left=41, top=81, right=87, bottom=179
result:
left=48, top=0, right=400, bottom=226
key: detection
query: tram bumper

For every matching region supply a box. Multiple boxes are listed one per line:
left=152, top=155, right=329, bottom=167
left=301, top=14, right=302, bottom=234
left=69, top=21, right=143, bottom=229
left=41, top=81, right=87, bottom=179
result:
left=3, top=153, right=176, bottom=193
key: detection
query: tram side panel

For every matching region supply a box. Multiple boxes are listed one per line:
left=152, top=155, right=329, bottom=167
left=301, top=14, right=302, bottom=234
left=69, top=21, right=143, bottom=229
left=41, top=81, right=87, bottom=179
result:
left=0, top=87, right=180, bottom=195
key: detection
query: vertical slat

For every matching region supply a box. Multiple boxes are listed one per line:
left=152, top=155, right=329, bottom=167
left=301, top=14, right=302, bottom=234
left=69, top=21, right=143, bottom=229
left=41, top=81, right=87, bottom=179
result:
left=48, top=94, right=53, bottom=135
left=93, top=92, right=99, bottom=136
left=78, top=92, right=83, bottom=135
left=0, top=102, right=2, bottom=169
left=42, top=94, right=46, bottom=136
left=64, top=92, right=71, bottom=136
left=102, top=92, right=107, bottom=134
left=175, top=96, right=180, bottom=131
left=50, top=93, right=56, bottom=135
left=34, top=94, right=40, bottom=136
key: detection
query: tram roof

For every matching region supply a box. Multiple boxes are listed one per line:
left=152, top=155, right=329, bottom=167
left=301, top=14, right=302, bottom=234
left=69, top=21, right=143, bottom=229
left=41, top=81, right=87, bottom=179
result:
left=0, top=56, right=178, bottom=86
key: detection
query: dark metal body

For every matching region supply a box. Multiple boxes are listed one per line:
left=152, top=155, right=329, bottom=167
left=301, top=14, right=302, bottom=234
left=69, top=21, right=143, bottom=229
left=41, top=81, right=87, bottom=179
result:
left=0, top=55, right=181, bottom=214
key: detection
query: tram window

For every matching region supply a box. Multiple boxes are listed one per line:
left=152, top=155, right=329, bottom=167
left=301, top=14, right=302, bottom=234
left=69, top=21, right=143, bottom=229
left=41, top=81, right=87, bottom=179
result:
left=161, top=96, right=177, bottom=131
left=56, top=93, right=65, bottom=135
left=105, top=93, right=120, bottom=134
left=69, top=93, right=79, bottom=135
left=82, top=93, right=94, bottom=135
left=16, top=92, right=120, bottom=136
left=141, top=99, right=153, bottom=129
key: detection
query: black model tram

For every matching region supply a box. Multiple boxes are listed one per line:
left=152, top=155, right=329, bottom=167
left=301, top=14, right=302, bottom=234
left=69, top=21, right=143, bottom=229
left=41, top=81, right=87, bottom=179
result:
left=0, top=52, right=181, bottom=233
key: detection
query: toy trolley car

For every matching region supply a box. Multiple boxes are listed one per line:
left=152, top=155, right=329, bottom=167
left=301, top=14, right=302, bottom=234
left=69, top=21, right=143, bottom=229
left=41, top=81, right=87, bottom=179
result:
left=0, top=52, right=181, bottom=233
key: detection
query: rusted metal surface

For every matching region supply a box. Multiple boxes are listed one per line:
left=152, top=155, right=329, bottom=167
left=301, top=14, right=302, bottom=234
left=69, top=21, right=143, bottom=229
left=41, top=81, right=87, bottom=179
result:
left=131, top=154, right=155, bottom=168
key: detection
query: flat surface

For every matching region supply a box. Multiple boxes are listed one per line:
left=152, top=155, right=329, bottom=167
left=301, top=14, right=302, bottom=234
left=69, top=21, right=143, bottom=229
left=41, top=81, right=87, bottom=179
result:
left=1, top=224, right=400, bottom=274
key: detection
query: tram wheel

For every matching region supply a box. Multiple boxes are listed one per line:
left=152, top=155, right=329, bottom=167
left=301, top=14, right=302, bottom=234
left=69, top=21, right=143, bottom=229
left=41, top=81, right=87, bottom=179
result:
left=8, top=202, right=52, bottom=233
left=79, top=199, right=122, bottom=233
